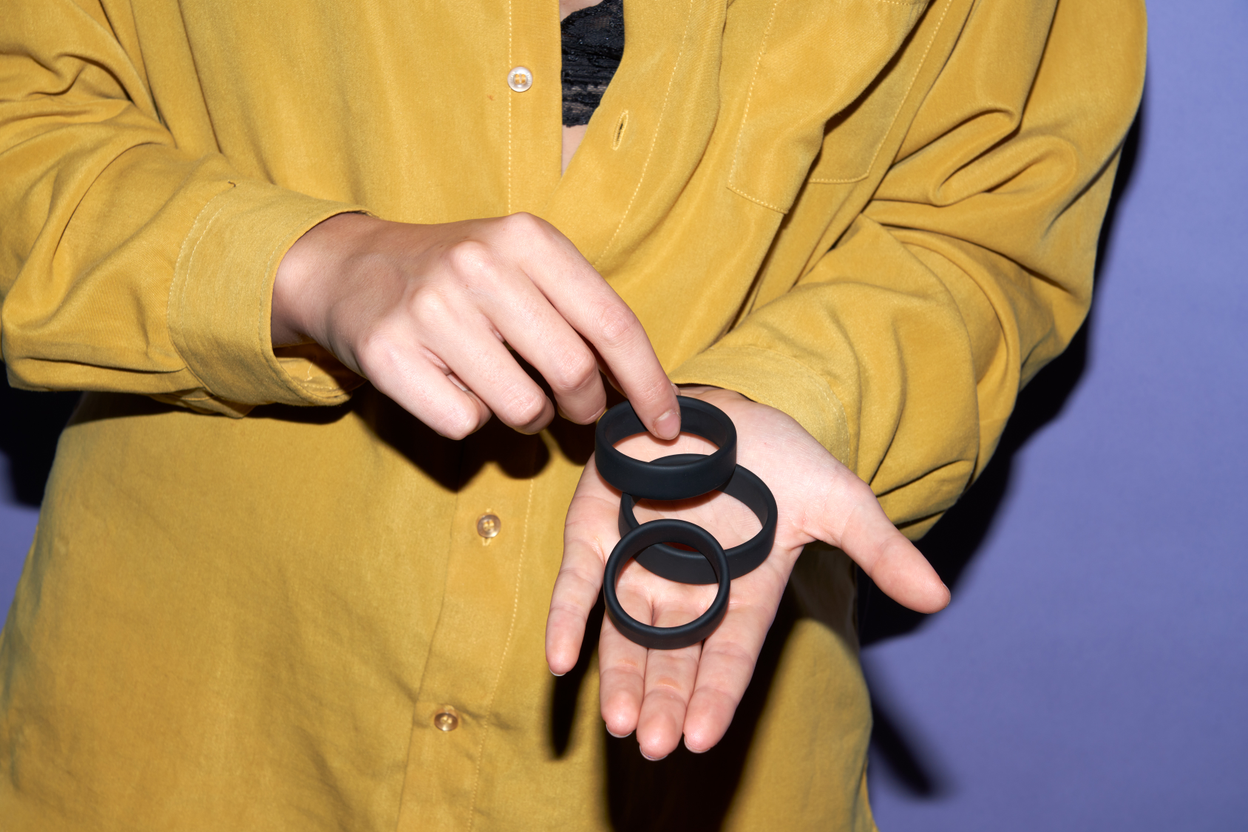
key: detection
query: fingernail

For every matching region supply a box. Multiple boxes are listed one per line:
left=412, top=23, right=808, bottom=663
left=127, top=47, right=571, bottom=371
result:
left=606, top=727, right=631, bottom=739
left=641, top=752, right=667, bottom=762
left=550, top=668, right=567, bottom=677
left=654, top=408, right=680, bottom=440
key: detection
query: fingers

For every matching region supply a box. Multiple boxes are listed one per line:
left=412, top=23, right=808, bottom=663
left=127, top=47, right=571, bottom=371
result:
left=399, top=213, right=677, bottom=437
left=679, top=568, right=784, bottom=751
left=596, top=567, right=783, bottom=760
left=546, top=461, right=620, bottom=675
left=545, top=546, right=606, bottom=677
left=430, top=323, right=560, bottom=435
left=461, top=272, right=605, bottom=429
left=498, top=214, right=679, bottom=439
left=356, top=330, right=493, bottom=440
left=596, top=598, right=651, bottom=740
left=556, top=456, right=723, bottom=758
left=550, top=290, right=678, bottom=439
left=597, top=573, right=707, bottom=757
left=283, top=211, right=675, bottom=439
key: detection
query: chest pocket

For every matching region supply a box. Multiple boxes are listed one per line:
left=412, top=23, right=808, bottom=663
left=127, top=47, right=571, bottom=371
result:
left=727, top=0, right=932, bottom=212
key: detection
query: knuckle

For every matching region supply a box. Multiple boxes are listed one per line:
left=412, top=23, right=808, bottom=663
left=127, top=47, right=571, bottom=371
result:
left=443, top=239, right=498, bottom=285
left=550, top=348, right=599, bottom=393
left=628, top=377, right=672, bottom=411
left=407, top=287, right=455, bottom=331
left=353, top=326, right=401, bottom=379
left=435, top=404, right=482, bottom=440
left=501, top=211, right=547, bottom=239
left=504, top=388, right=549, bottom=428
left=648, top=676, right=689, bottom=700
left=590, top=300, right=640, bottom=348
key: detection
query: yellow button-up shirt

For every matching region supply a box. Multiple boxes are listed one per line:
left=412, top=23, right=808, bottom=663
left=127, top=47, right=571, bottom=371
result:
left=0, top=0, right=1144, bottom=828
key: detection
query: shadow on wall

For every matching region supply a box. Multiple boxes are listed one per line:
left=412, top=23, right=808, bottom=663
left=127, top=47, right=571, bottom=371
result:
left=0, top=368, right=80, bottom=506
left=858, top=102, right=1145, bottom=798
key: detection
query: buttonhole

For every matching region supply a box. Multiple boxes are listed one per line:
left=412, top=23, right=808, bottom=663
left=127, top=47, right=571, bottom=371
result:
left=613, top=111, right=629, bottom=150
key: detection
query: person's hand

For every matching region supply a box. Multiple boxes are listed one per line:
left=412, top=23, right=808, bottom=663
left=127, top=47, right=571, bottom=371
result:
left=546, top=386, right=949, bottom=759
left=272, top=212, right=680, bottom=440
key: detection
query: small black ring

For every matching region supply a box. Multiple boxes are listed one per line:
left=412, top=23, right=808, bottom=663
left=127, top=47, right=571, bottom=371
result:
left=618, top=455, right=778, bottom=584
left=603, top=518, right=731, bottom=650
left=594, top=398, right=737, bottom=501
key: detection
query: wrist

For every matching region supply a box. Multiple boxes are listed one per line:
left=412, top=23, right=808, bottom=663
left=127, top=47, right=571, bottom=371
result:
left=271, top=211, right=376, bottom=347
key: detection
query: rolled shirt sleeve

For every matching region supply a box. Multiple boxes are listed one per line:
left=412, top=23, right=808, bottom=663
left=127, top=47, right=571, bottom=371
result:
left=0, top=0, right=364, bottom=416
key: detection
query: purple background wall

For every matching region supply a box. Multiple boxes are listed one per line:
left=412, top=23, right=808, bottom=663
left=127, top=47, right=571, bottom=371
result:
left=2, top=4, right=1244, bottom=827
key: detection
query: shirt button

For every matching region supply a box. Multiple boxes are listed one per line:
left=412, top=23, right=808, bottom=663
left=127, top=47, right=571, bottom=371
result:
left=433, top=708, right=460, bottom=732
left=507, top=66, right=533, bottom=92
left=476, top=514, right=501, bottom=539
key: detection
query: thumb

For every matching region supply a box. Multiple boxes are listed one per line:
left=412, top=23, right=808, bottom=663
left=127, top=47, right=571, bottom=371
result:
left=810, top=469, right=950, bottom=614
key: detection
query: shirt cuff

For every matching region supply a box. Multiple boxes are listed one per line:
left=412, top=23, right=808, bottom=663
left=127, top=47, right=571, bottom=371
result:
left=169, top=180, right=367, bottom=413
left=669, top=344, right=851, bottom=466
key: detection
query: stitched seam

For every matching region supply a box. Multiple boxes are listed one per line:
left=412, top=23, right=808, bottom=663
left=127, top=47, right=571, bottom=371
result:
left=597, top=0, right=694, bottom=262
left=726, top=0, right=783, bottom=210
left=809, top=0, right=950, bottom=184
left=806, top=171, right=872, bottom=185
left=507, top=0, right=513, bottom=215
left=466, top=474, right=536, bottom=832
left=727, top=183, right=787, bottom=212
left=172, top=195, right=232, bottom=393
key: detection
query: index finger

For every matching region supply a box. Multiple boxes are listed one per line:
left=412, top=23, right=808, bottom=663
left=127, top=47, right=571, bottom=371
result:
left=567, top=296, right=680, bottom=440
left=512, top=216, right=680, bottom=440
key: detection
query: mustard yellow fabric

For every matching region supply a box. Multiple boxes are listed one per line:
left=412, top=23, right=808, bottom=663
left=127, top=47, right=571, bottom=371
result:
left=0, top=0, right=1144, bottom=828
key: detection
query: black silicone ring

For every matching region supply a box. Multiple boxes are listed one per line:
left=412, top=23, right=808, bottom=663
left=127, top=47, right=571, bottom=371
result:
left=617, top=455, right=778, bottom=585
left=594, top=398, right=737, bottom=501
left=603, top=518, right=731, bottom=650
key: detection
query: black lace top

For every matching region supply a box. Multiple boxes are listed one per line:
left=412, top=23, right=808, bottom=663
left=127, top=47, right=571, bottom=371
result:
left=561, top=0, right=625, bottom=127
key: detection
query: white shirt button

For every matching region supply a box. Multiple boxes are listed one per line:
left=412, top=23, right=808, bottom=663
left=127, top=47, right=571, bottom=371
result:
left=507, top=66, right=533, bottom=93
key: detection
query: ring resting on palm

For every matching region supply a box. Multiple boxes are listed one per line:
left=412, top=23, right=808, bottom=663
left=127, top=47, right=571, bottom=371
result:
left=617, top=454, right=777, bottom=585
left=595, top=400, right=777, bottom=649
left=594, top=398, right=737, bottom=501
left=603, top=519, right=731, bottom=650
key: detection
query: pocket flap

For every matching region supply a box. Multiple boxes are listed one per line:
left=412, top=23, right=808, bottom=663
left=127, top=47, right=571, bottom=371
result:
left=728, top=0, right=930, bottom=211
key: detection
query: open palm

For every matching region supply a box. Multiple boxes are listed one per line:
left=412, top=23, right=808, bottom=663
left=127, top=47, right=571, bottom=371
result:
left=546, top=386, right=950, bottom=760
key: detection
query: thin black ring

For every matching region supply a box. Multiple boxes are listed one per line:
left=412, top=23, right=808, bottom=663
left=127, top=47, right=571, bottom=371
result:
left=594, top=398, right=737, bottom=501
left=618, top=455, right=777, bottom=584
left=603, top=518, right=731, bottom=650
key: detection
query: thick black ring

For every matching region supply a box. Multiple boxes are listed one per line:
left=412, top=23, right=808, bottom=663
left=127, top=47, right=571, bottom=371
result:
left=594, top=398, right=737, bottom=501
left=617, top=455, right=778, bottom=585
left=603, top=518, right=731, bottom=650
